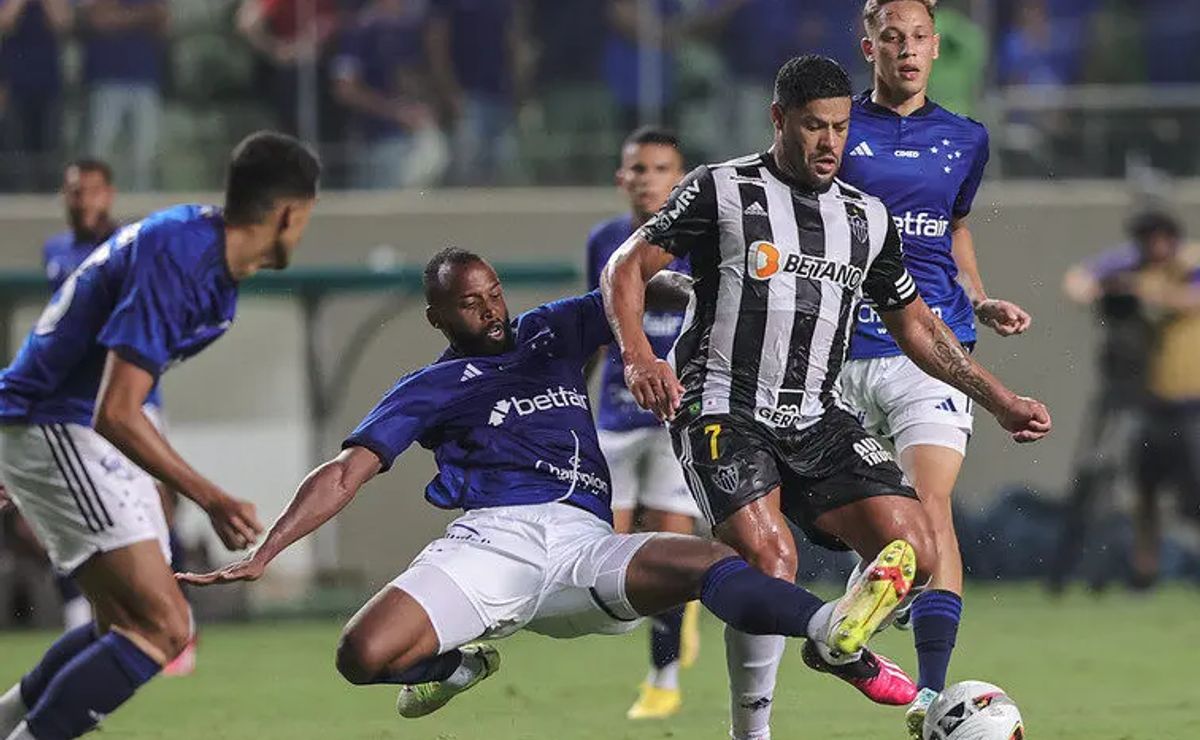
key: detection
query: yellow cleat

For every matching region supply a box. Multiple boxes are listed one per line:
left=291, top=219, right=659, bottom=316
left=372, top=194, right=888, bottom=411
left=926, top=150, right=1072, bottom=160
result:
left=680, top=600, right=701, bottom=669
left=626, top=684, right=682, bottom=720
left=827, top=539, right=917, bottom=657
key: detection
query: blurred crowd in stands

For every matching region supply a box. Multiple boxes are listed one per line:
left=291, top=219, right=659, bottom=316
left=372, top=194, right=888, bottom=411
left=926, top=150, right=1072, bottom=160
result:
left=0, top=0, right=1196, bottom=191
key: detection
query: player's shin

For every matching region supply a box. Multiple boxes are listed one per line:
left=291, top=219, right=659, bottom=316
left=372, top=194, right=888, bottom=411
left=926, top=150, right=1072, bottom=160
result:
left=725, top=629, right=784, bottom=740
left=0, top=624, right=100, bottom=736
left=699, top=557, right=828, bottom=638
left=911, top=589, right=962, bottom=692
left=24, top=631, right=161, bottom=740
left=647, top=606, right=684, bottom=689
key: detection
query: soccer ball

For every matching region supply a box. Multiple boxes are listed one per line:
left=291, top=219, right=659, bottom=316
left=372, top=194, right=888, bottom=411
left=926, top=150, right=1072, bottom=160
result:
left=923, top=681, right=1025, bottom=740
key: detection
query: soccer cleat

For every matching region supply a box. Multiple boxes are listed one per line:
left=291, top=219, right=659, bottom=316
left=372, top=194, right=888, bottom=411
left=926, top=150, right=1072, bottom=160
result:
left=801, top=641, right=918, bottom=706
left=826, top=539, right=916, bottom=657
left=626, top=683, right=683, bottom=720
left=396, top=643, right=500, bottom=719
left=680, top=600, right=701, bottom=669
left=163, top=638, right=197, bottom=677
left=905, top=688, right=939, bottom=739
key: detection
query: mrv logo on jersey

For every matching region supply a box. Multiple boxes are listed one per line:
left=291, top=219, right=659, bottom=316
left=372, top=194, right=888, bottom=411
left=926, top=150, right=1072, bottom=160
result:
left=894, top=211, right=950, bottom=238
left=747, top=240, right=864, bottom=289
left=489, top=386, right=590, bottom=426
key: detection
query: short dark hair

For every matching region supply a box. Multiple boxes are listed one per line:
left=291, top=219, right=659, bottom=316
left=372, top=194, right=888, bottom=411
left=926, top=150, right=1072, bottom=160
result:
left=623, top=126, right=681, bottom=151
left=65, top=158, right=113, bottom=184
left=223, top=131, right=321, bottom=226
left=774, top=55, right=853, bottom=111
left=1128, top=210, right=1182, bottom=242
left=424, top=247, right=485, bottom=303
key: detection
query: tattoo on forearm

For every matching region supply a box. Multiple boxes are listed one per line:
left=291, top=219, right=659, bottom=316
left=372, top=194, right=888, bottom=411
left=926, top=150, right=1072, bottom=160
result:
left=925, top=312, right=996, bottom=408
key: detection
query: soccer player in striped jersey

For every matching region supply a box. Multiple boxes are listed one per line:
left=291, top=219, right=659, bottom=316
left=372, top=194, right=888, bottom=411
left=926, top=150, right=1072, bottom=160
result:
left=838, top=3, right=1033, bottom=734
left=603, top=54, right=1050, bottom=740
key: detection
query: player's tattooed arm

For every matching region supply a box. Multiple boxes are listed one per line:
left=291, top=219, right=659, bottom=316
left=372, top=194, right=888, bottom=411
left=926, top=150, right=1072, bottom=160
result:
left=882, top=298, right=1052, bottom=443
left=601, top=237, right=685, bottom=420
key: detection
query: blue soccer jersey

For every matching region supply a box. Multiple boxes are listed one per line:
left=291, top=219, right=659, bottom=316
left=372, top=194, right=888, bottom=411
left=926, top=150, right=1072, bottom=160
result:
left=42, top=226, right=165, bottom=410
left=344, top=291, right=617, bottom=524
left=0, top=205, right=236, bottom=426
left=840, top=92, right=990, bottom=359
left=585, top=215, right=689, bottom=432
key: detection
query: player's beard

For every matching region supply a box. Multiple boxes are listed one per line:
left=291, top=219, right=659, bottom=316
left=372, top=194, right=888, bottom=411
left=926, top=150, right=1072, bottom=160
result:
left=463, top=318, right=514, bottom=356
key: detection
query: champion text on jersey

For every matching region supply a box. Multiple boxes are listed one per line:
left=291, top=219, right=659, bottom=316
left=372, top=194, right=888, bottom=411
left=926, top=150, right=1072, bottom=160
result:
left=747, top=240, right=865, bottom=290
left=488, top=386, right=590, bottom=426
left=849, top=142, right=875, bottom=157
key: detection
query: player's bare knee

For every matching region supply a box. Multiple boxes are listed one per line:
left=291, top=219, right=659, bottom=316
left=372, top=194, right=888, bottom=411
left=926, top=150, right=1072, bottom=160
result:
left=335, top=629, right=391, bottom=685
left=743, top=538, right=796, bottom=580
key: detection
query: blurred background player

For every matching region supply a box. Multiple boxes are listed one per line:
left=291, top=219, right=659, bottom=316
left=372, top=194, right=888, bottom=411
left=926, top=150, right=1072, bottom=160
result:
left=585, top=126, right=701, bottom=720
left=40, top=159, right=198, bottom=673
left=836, top=2, right=1032, bottom=733
left=0, top=131, right=317, bottom=740
left=1051, top=211, right=1200, bottom=592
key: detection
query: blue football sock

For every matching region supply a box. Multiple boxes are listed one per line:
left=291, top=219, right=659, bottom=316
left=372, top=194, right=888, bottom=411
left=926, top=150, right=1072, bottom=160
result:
left=700, top=556, right=825, bottom=637
left=18, top=624, right=98, bottom=711
left=53, top=576, right=82, bottom=603
left=26, top=632, right=160, bottom=740
left=911, top=589, right=962, bottom=692
left=650, top=605, right=684, bottom=670
left=376, top=650, right=464, bottom=685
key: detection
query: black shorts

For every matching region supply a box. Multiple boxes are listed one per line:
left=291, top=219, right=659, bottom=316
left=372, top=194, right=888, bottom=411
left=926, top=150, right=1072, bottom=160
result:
left=670, top=407, right=918, bottom=550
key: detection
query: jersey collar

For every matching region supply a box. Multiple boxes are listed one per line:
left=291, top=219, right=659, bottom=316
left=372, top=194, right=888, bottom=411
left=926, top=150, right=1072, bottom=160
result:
left=855, top=89, right=938, bottom=118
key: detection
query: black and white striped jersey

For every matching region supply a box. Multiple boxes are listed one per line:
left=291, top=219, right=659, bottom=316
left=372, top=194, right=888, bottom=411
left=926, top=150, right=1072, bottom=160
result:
left=642, top=151, right=918, bottom=431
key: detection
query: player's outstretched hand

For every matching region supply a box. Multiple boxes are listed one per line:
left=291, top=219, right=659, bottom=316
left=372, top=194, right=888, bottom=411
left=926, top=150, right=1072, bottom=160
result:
left=205, top=494, right=264, bottom=551
left=177, top=553, right=266, bottom=587
left=995, top=395, right=1051, bottom=443
left=624, top=354, right=685, bottom=422
left=975, top=299, right=1032, bottom=337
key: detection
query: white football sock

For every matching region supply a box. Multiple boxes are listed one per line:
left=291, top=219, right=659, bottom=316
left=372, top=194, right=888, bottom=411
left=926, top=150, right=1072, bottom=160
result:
left=444, top=651, right=483, bottom=690
left=647, top=661, right=680, bottom=691
left=3, top=720, right=35, bottom=740
left=62, top=597, right=93, bottom=632
left=0, top=684, right=27, bottom=739
left=725, top=628, right=784, bottom=740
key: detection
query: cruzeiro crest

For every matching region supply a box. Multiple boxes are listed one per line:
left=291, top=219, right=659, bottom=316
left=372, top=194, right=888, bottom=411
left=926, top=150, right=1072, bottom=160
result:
left=714, top=464, right=741, bottom=495
left=846, top=204, right=870, bottom=244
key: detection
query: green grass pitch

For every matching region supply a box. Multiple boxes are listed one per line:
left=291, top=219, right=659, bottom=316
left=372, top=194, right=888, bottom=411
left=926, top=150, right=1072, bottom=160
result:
left=2, top=586, right=1198, bottom=739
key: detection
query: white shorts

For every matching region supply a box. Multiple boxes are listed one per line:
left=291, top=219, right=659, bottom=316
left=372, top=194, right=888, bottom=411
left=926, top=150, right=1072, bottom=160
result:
left=598, top=427, right=700, bottom=518
left=839, top=354, right=973, bottom=457
left=0, top=423, right=171, bottom=575
left=391, top=503, right=655, bottom=653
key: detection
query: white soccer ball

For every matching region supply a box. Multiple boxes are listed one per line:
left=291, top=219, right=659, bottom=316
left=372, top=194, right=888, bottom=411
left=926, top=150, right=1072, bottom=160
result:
left=923, top=681, right=1025, bottom=740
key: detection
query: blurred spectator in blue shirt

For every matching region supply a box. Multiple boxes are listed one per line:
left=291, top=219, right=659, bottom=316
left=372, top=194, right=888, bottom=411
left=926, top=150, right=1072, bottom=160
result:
left=236, top=0, right=341, bottom=142
left=78, top=0, right=168, bottom=191
left=0, top=0, right=71, bottom=191
left=332, top=0, right=447, bottom=189
left=693, top=0, right=855, bottom=157
left=604, top=0, right=680, bottom=134
left=997, top=0, right=1090, bottom=86
left=529, top=0, right=613, bottom=183
left=426, top=0, right=530, bottom=185
left=1140, top=0, right=1199, bottom=84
